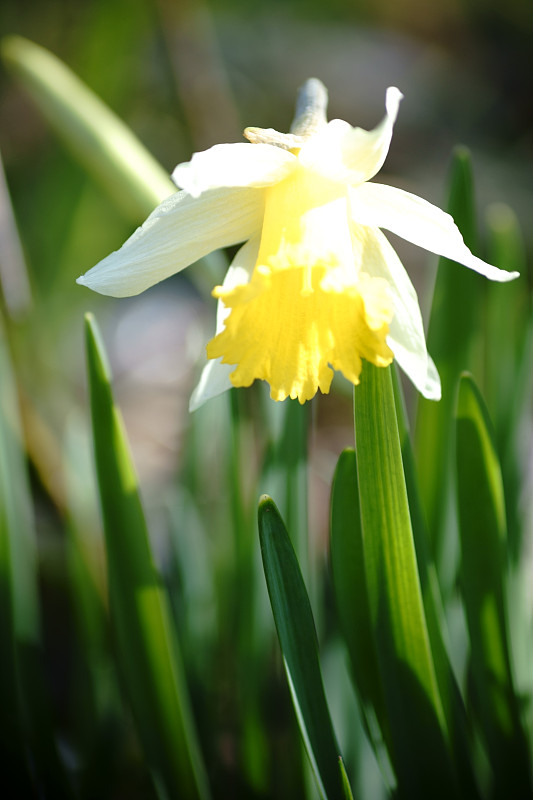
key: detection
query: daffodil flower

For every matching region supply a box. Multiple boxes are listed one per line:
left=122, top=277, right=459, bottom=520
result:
left=77, top=79, right=518, bottom=410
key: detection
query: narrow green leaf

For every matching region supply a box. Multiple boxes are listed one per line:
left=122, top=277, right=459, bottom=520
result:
left=484, top=203, right=528, bottom=442
left=85, top=312, right=210, bottom=800
left=354, top=362, right=458, bottom=798
left=0, top=320, right=39, bottom=647
left=0, top=148, right=32, bottom=317
left=391, top=367, right=480, bottom=798
left=0, top=36, right=226, bottom=295
left=62, top=413, right=128, bottom=794
left=0, top=313, right=72, bottom=796
left=484, top=204, right=531, bottom=559
left=261, top=397, right=309, bottom=580
left=329, top=449, right=392, bottom=773
left=455, top=373, right=532, bottom=795
left=258, top=495, right=348, bottom=800
left=338, top=756, right=355, bottom=800
left=0, top=316, right=39, bottom=792
left=1, top=35, right=174, bottom=222
left=415, top=148, right=482, bottom=572
left=63, top=413, right=108, bottom=656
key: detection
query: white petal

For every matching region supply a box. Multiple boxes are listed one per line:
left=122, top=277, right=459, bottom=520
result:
left=189, top=359, right=233, bottom=412
left=299, top=87, right=402, bottom=185
left=189, top=237, right=259, bottom=411
left=77, top=187, right=264, bottom=297
left=350, top=182, right=519, bottom=282
left=173, top=143, right=297, bottom=198
left=353, top=224, right=441, bottom=400
left=424, top=356, right=441, bottom=400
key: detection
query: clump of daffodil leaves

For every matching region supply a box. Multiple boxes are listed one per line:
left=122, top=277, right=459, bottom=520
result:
left=77, top=78, right=518, bottom=409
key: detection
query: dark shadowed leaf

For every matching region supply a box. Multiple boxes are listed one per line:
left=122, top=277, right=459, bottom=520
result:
left=259, top=495, right=348, bottom=800
left=455, top=373, right=532, bottom=796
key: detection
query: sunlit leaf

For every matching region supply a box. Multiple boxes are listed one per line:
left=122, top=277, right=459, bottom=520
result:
left=329, top=448, right=393, bottom=782
left=1, top=35, right=174, bottom=222
left=391, top=367, right=480, bottom=797
left=85, top=312, right=210, bottom=800
left=338, top=756, right=355, bottom=800
left=354, top=362, right=459, bottom=798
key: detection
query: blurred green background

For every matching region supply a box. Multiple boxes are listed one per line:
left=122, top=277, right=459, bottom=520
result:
left=0, top=1, right=532, bottom=798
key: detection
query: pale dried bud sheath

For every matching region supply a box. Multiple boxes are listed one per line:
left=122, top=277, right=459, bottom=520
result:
left=243, top=78, right=328, bottom=149
left=290, top=77, right=328, bottom=137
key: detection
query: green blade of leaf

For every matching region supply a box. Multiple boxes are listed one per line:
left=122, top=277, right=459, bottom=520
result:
left=455, top=373, right=532, bottom=795
left=1, top=35, right=174, bottom=222
left=0, top=318, right=39, bottom=650
left=0, top=313, right=73, bottom=796
left=484, top=204, right=531, bottom=559
left=338, top=756, right=355, bottom=800
left=391, top=367, right=480, bottom=798
left=354, top=362, right=458, bottom=798
left=85, top=312, right=210, bottom=800
left=484, top=203, right=528, bottom=444
left=329, top=448, right=393, bottom=779
left=0, top=148, right=32, bottom=317
left=0, top=316, right=40, bottom=792
left=0, top=36, right=227, bottom=296
left=415, top=147, right=482, bottom=574
left=62, top=412, right=129, bottom=794
left=261, top=397, right=310, bottom=581
left=258, top=495, right=348, bottom=800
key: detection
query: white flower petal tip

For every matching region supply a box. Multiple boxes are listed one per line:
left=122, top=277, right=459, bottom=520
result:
left=423, top=358, right=442, bottom=401
left=470, top=260, right=519, bottom=283
left=75, top=188, right=264, bottom=298
left=76, top=271, right=103, bottom=291
left=189, top=358, right=233, bottom=412
left=423, top=382, right=442, bottom=401
left=349, top=183, right=520, bottom=284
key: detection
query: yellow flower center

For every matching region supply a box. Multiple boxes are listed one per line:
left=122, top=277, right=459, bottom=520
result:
left=206, top=166, right=394, bottom=402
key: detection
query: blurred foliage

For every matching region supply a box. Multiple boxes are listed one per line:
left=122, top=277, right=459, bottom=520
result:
left=0, top=1, right=532, bottom=798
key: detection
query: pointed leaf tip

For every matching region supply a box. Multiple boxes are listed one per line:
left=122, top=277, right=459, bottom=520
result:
left=84, top=313, right=113, bottom=389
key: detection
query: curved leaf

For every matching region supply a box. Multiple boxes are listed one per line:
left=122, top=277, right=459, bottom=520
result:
left=329, top=449, right=392, bottom=774
left=85, top=312, right=210, bottom=800
left=455, top=373, right=532, bottom=795
left=258, top=495, right=348, bottom=800
left=0, top=313, right=72, bottom=796
left=2, top=36, right=174, bottom=221
left=354, top=362, right=458, bottom=798
left=415, top=148, right=481, bottom=576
